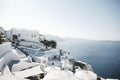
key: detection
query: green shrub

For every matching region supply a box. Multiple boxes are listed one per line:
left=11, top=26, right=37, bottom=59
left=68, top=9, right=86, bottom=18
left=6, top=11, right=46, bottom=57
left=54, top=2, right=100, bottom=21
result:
left=97, top=77, right=101, bottom=80
left=40, top=39, right=57, bottom=49
left=74, top=61, right=85, bottom=69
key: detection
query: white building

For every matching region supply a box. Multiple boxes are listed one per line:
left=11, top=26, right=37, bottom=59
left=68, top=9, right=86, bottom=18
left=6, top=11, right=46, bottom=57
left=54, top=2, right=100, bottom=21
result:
left=0, top=43, right=44, bottom=80
left=43, top=70, right=78, bottom=80
left=0, top=43, right=26, bottom=71
left=6, top=28, right=39, bottom=43
left=74, top=69, right=97, bottom=80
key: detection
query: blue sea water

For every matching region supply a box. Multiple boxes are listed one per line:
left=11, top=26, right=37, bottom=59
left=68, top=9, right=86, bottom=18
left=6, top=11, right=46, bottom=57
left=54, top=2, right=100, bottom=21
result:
left=58, top=39, right=120, bottom=79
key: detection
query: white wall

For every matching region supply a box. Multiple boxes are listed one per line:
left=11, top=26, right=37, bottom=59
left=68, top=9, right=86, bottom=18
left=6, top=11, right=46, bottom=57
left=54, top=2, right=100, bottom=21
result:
left=0, top=43, right=19, bottom=71
left=5, top=30, right=11, bottom=40
left=10, top=29, right=39, bottom=42
left=0, top=43, right=11, bottom=58
left=19, top=41, right=43, bottom=48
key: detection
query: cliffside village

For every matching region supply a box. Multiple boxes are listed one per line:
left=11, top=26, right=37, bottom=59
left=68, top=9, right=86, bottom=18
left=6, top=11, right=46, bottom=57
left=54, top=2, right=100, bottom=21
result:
left=0, top=27, right=117, bottom=80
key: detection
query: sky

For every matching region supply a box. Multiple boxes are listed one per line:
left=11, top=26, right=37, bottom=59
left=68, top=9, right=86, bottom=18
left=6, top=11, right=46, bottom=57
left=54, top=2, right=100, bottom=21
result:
left=0, top=0, right=120, bottom=41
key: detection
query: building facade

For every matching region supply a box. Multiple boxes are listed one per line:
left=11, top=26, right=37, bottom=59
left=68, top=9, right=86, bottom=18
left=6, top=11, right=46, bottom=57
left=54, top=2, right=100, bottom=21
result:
left=6, top=28, right=39, bottom=43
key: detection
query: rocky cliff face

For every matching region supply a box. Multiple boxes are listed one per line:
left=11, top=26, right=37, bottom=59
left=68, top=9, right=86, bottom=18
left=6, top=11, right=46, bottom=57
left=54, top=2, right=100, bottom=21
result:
left=73, top=60, right=93, bottom=71
left=70, top=59, right=105, bottom=80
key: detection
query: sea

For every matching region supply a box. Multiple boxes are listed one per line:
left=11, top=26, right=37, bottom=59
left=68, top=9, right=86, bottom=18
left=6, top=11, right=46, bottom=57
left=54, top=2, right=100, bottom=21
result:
left=58, top=39, right=120, bottom=79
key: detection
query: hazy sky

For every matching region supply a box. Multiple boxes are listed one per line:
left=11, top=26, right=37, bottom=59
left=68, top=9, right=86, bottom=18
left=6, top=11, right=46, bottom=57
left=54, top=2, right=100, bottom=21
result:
left=0, top=0, right=120, bottom=41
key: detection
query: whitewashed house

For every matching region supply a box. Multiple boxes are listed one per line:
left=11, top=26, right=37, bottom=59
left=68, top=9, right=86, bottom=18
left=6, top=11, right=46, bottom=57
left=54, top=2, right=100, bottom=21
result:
left=6, top=28, right=39, bottom=43
left=6, top=29, right=41, bottom=47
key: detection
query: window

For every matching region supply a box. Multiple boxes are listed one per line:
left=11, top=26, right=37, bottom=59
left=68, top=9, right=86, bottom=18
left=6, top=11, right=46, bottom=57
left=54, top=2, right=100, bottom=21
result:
left=43, top=60, right=46, bottom=63
left=18, top=34, right=20, bottom=37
